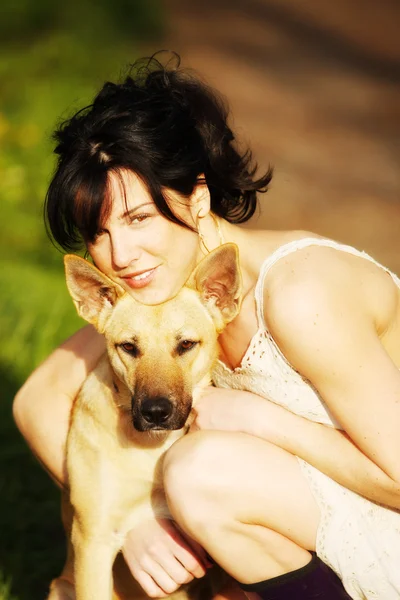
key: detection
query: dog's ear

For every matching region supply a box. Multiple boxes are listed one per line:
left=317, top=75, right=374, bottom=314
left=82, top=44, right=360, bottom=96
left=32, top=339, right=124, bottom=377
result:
left=64, top=255, right=125, bottom=330
left=186, top=243, right=242, bottom=328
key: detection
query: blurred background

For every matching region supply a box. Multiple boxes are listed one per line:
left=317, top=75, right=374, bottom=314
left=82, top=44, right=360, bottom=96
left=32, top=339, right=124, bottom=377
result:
left=1, top=0, right=399, bottom=598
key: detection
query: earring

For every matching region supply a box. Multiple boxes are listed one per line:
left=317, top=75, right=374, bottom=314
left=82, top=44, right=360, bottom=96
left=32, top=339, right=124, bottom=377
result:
left=196, top=210, right=210, bottom=255
left=196, top=210, right=224, bottom=255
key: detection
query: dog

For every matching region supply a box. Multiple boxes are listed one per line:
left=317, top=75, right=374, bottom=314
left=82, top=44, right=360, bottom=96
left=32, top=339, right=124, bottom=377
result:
left=47, top=243, right=242, bottom=600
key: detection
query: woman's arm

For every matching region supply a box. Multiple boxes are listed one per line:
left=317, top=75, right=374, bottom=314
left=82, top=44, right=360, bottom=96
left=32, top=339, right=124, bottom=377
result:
left=262, top=247, right=400, bottom=507
left=192, top=247, right=400, bottom=509
left=192, top=386, right=400, bottom=509
left=13, top=324, right=105, bottom=487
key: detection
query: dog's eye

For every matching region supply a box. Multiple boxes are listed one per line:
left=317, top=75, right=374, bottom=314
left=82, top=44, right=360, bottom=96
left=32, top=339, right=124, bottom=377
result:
left=177, top=340, right=198, bottom=355
left=120, top=342, right=140, bottom=357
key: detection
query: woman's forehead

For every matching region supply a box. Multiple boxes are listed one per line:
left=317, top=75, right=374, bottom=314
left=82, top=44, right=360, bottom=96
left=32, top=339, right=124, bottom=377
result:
left=106, top=169, right=193, bottom=221
left=101, top=170, right=157, bottom=224
left=108, top=170, right=151, bottom=209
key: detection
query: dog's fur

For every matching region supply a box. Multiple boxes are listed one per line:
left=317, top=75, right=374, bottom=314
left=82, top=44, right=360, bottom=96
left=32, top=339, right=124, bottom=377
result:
left=47, top=244, right=242, bottom=600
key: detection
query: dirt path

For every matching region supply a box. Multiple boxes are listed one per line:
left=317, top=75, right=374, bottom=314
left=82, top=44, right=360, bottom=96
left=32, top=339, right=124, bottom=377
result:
left=163, top=0, right=400, bottom=269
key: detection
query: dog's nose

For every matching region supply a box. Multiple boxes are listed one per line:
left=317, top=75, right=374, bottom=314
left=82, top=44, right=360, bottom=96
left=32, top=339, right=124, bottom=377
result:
left=141, top=397, right=173, bottom=426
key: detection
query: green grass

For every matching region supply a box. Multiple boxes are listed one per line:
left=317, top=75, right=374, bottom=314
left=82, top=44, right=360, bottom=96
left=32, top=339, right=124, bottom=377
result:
left=0, top=3, right=163, bottom=597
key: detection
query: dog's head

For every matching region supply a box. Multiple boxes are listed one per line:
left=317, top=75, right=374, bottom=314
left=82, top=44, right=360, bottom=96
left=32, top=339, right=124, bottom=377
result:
left=64, top=244, right=242, bottom=432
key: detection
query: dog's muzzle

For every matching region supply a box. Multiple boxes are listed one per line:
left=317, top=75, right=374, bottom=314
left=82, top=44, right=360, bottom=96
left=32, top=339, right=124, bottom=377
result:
left=141, top=397, right=172, bottom=426
left=132, top=395, right=192, bottom=432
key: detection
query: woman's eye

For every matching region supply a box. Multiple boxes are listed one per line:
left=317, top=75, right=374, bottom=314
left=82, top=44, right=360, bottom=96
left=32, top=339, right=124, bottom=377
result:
left=129, top=213, right=151, bottom=225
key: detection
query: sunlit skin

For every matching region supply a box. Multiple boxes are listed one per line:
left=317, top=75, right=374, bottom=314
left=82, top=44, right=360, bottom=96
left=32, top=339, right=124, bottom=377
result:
left=87, top=171, right=210, bottom=306
left=14, top=170, right=400, bottom=598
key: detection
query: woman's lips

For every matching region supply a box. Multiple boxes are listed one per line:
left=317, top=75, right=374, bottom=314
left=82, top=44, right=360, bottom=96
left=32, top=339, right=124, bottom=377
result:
left=122, top=267, right=157, bottom=290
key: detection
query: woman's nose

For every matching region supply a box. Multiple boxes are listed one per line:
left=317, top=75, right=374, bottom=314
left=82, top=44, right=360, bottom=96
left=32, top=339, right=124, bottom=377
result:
left=110, top=234, right=140, bottom=270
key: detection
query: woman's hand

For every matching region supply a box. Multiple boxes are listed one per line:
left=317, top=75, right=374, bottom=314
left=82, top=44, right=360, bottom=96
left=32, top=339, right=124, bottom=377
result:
left=190, top=386, right=264, bottom=435
left=122, top=517, right=211, bottom=598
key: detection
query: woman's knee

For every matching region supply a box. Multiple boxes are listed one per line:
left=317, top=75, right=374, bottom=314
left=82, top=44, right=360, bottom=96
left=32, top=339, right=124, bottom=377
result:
left=163, top=430, right=320, bottom=550
left=163, top=430, right=283, bottom=528
left=163, top=431, right=225, bottom=489
left=163, top=430, right=281, bottom=511
left=163, top=431, right=234, bottom=522
left=164, top=430, right=291, bottom=500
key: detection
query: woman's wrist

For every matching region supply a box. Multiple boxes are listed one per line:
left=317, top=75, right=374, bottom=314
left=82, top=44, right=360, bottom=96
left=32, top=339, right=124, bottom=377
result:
left=240, top=393, right=300, bottom=451
left=233, top=391, right=280, bottom=440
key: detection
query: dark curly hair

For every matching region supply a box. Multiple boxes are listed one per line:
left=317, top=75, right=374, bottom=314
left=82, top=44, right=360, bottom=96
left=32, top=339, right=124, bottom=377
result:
left=45, top=52, right=273, bottom=251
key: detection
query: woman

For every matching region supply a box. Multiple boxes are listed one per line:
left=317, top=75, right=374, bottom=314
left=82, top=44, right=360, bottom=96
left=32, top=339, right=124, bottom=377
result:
left=13, top=55, right=400, bottom=600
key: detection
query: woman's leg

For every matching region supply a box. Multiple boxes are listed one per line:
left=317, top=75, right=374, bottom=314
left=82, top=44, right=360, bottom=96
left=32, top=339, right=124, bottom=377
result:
left=164, top=431, right=317, bottom=582
left=163, top=431, right=351, bottom=598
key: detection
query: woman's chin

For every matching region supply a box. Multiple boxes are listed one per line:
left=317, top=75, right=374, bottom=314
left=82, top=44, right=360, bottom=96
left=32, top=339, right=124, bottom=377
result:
left=127, top=285, right=176, bottom=306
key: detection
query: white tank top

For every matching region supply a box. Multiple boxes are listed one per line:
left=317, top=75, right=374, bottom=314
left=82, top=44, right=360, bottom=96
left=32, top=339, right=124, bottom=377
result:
left=212, top=237, right=400, bottom=599
left=212, top=237, right=400, bottom=428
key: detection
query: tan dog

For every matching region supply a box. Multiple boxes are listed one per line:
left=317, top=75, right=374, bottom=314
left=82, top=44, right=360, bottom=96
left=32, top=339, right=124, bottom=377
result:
left=48, top=243, right=242, bottom=600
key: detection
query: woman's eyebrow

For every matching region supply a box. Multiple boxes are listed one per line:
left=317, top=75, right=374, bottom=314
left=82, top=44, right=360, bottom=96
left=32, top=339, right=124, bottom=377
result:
left=118, top=202, right=154, bottom=221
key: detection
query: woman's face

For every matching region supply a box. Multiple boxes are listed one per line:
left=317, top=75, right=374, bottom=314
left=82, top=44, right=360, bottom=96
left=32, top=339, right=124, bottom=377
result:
left=87, top=170, right=204, bottom=305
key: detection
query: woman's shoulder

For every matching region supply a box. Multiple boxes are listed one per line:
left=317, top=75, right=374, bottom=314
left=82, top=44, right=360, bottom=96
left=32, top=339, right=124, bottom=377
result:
left=239, top=227, right=390, bottom=287
left=238, top=228, right=321, bottom=281
left=261, top=234, right=394, bottom=291
left=258, top=235, right=399, bottom=342
left=237, top=228, right=348, bottom=303
left=235, top=227, right=399, bottom=329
